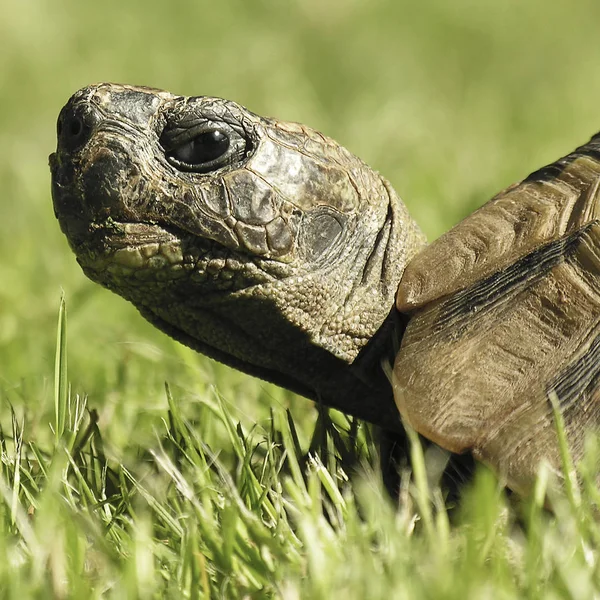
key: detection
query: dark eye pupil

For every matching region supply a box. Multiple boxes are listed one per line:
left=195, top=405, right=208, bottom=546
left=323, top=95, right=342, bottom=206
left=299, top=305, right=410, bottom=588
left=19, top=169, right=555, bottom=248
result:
left=174, top=130, right=230, bottom=165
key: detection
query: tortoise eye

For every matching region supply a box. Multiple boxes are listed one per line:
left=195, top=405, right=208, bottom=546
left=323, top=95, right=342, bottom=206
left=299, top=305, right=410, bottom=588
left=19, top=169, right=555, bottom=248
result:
left=168, top=129, right=231, bottom=168
left=162, top=123, right=249, bottom=174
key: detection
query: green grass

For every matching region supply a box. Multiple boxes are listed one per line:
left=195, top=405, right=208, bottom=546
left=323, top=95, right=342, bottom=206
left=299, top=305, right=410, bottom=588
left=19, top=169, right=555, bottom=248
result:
left=1, top=304, right=599, bottom=598
left=2, top=0, right=600, bottom=596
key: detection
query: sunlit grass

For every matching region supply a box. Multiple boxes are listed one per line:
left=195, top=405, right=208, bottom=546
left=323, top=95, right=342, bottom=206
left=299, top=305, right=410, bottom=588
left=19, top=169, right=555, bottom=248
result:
left=0, top=304, right=597, bottom=597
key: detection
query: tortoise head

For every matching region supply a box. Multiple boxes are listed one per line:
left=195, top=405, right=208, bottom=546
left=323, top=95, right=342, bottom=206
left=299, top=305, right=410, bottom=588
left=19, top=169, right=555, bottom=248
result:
left=50, top=83, right=424, bottom=425
left=51, top=83, right=375, bottom=268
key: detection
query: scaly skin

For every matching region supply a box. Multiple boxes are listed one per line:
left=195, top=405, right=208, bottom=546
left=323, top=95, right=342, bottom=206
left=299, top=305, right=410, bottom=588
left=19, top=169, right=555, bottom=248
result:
left=50, top=83, right=426, bottom=430
left=395, top=138, right=600, bottom=493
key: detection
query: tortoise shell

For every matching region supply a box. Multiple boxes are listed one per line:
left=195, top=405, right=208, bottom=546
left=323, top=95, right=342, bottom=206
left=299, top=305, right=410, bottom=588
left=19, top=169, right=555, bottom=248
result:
left=395, top=138, right=600, bottom=492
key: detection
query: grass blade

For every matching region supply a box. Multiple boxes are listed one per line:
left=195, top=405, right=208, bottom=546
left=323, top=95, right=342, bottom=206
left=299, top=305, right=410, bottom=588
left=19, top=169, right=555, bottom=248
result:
left=54, top=294, right=68, bottom=445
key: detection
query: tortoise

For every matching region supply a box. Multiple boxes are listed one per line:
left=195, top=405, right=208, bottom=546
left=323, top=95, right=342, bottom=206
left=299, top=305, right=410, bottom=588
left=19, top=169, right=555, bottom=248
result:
left=50, top=83, right=600, bottom=495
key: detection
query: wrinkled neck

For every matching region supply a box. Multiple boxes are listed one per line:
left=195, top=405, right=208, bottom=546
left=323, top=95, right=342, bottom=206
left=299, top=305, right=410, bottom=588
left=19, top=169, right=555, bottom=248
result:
left=270, top=179, right=425, bottom=428
left=308, top=308, right=409, bottom=432
left=305, top=177, right=426, bottom=365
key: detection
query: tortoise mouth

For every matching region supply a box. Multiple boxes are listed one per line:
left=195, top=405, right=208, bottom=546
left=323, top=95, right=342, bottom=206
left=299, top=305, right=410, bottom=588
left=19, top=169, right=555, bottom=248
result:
left=70, top=218, right=284, bottom=298
left=75, top=220, right=186, bottom=270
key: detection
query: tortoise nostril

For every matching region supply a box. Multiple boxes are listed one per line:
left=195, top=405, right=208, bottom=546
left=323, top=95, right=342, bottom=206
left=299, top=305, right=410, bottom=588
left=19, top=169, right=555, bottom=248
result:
left=68, top=116, right=83, bottom=138
left=57, top=103, right=97, bottom=153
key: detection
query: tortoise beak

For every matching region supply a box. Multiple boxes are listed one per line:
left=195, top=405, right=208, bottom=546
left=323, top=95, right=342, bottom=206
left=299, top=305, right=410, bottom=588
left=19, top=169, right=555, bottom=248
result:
left=49, top=91, right=106, bottom=242
left=50, top=85, right=161, bottom=248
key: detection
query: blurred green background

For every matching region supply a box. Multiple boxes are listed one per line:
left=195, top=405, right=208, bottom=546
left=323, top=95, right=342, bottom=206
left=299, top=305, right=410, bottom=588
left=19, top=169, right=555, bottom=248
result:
left=2, top=0, right=600, bottom=446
